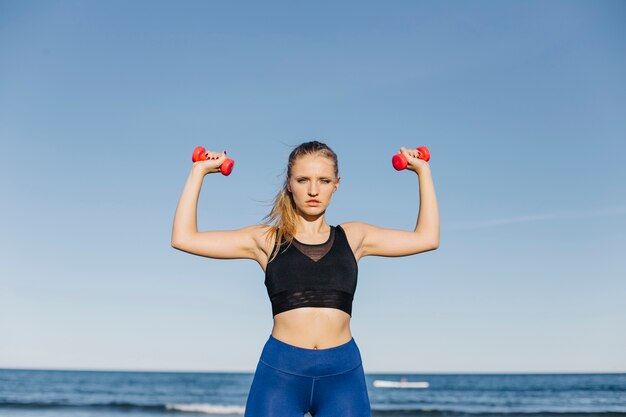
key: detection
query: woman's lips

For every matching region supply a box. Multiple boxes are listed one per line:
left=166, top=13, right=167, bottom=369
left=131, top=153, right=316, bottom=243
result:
left=306, top=200, right=321, bottom=205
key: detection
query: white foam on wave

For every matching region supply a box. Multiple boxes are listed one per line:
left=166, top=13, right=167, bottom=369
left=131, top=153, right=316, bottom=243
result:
left=165, top=403, right=245, bottom=414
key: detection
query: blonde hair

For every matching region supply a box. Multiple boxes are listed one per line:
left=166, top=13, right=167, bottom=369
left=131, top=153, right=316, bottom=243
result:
left=261, top=141, right=339, bottom=263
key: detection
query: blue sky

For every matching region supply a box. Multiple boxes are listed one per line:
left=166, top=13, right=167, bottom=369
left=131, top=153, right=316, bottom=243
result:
left=1, top=0, right=624, bottom=373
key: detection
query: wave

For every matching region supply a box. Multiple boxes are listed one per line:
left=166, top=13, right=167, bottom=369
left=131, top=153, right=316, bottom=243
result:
left=0, top=401, right=244, bottom=414
left=0, top=401, right=165, bottom=411
left=166, top=403, right=245, bottom=414
left=372, top=411, right=626, bottom=417
left=1, top=401, right=625, bottom=416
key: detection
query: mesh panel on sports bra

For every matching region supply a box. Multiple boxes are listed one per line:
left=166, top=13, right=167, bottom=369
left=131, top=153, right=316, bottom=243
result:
left=270, top=288, right=353, bottom=316
left=291, top=227, right=335, bottom=261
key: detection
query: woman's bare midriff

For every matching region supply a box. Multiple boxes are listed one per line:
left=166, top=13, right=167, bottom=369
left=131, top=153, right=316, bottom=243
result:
left=271, top=307, right=352, bottom=349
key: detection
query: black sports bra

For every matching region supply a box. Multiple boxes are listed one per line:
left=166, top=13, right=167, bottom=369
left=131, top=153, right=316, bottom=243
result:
left=264, top=225, right=358, bottom=317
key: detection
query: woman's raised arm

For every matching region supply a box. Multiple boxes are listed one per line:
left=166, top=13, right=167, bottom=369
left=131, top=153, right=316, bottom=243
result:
left=343, top=147, right=440, bottom=259
left=171, top=154, right=266, bottom=261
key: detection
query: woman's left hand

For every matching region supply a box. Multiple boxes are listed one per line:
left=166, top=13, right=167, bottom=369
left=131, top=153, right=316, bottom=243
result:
left=399, top=146, right=431, bottom=175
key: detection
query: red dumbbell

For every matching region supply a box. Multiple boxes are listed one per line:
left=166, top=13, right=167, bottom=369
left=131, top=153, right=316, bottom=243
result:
left=392, top=146, right=430, bottom=171
left=192, top=146, right=235, bottom=176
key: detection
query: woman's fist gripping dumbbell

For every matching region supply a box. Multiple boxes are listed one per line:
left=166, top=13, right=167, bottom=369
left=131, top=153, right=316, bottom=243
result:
left=191, top=146, right=235, bottom=176
left=392, top=146, right=430, bottom=172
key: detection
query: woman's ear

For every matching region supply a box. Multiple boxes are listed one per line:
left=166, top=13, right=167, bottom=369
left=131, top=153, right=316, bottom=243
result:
left=334, top=176, right=341, bottom=191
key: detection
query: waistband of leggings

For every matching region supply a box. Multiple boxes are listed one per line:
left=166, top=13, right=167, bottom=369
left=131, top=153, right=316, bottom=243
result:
left=259, top=334, right=362, bottom=377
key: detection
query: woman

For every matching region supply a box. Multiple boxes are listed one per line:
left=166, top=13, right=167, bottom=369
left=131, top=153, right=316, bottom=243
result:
left=171, top=141, right=439, bottom=417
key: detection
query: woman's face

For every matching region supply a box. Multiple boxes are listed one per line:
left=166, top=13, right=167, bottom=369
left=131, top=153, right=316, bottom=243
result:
left=287, top=154, right=340, bottom=217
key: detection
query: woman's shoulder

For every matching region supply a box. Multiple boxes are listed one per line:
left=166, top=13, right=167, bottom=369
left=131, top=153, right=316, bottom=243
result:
left=247, top=224, right=277, bottom=241
left=337, top=222, right=367, bottom=252
left=337, top=221, right=366, bottom=235
left=248, top=224, right=280, bottom=253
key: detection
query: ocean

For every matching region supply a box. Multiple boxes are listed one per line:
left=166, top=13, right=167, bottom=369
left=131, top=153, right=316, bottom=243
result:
left=0, top=369, right=624, bottom=417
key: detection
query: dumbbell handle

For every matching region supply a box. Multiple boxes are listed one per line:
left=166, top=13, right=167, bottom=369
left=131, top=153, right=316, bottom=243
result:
left=192, top=146, right=235, bottom=176
left=392, top=146, right=430, bottom=171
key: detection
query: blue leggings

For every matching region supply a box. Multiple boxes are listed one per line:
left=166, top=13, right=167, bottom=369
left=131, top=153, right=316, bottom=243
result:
left=244, top=334, right=371, bottom=417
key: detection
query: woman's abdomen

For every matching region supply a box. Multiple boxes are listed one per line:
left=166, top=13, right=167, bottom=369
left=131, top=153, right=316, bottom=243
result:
left=271, top=307, right=352, bottom=349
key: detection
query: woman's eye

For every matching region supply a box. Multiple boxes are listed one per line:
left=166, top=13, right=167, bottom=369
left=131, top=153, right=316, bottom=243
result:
left=297, top=179, right=330, bottom=183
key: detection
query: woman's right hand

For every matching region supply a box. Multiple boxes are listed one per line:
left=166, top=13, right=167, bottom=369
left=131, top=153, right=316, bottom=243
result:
left=192, top=151, right=228, bottom=176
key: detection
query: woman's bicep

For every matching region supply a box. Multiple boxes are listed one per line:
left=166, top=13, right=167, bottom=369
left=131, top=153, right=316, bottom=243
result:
left=355, top=222, right=438, bottom=258
left=171, top=225, right=266, bottom=260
